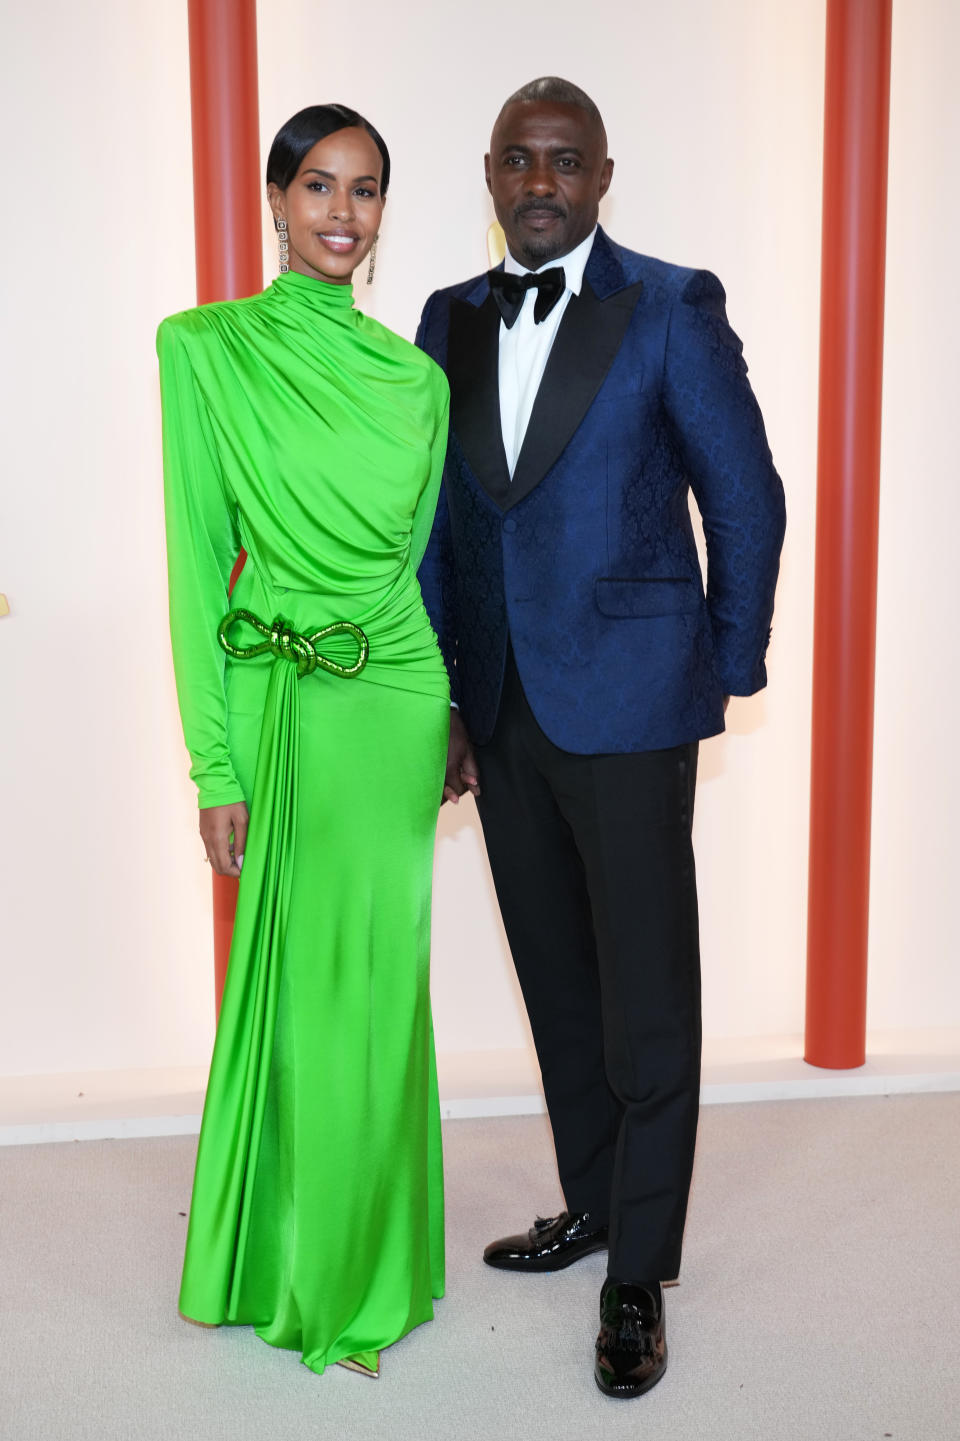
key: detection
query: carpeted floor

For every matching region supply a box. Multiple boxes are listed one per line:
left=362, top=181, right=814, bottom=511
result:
left=1, top=1094, right=958, bottom=1440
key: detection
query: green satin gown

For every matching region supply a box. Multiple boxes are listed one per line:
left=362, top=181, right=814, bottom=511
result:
left=157, top=268, right=450, bottom=1376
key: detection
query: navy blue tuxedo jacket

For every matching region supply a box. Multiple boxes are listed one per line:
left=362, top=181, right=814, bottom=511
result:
left=416, top=228, right=786, bottom=752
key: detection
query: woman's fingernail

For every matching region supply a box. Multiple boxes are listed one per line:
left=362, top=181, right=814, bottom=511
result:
left=236, top=854, right=244, bottom=870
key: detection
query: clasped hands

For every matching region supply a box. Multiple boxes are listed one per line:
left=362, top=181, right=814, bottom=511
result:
left=443, top=709, right=480, bottom=806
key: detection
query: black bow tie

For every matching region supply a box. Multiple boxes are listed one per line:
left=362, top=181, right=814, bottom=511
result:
left=487, top=266, right=566, bottom=329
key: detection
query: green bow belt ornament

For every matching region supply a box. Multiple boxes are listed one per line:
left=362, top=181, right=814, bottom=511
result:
left=217, top=608, right=370, bottom=679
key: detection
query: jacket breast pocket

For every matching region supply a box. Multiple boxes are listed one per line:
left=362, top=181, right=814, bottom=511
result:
left=595, top=577, right=702, bottom=619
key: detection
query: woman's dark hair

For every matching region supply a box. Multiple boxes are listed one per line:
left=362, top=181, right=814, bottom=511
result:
left=266, top=104, right=391, bottom=198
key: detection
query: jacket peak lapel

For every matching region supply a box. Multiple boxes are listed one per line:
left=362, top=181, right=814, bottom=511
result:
left=446, top=291, right=511, bottom=506
left=507, top=272, right=644, bottom=508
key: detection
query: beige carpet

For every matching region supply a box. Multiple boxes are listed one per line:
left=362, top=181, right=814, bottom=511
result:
left=1, top=1094, right=958, bottom=1440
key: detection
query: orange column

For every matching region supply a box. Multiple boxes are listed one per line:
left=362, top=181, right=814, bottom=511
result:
left=805, top=0, right=892, bottom=1068
left=187, top=0, right=261, bottom=1012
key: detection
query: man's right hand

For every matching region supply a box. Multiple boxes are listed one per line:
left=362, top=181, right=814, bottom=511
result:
left=443, top=709, right=481, bottom=806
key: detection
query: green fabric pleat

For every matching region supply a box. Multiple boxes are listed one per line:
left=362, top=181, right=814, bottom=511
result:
left=179, top=657, right=300, bottom=1322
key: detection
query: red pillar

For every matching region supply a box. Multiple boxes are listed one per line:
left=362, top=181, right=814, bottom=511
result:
left=805, top=0, right=892, bottom=1068
left=187, top=0, right=261, bottom=1012
left=188, top=0, right=262, bottom=307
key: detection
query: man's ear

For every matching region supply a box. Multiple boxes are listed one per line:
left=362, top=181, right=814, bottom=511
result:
left=484, top=153, right=492, bottom=196
left=599, top=157, right=614, bottom=202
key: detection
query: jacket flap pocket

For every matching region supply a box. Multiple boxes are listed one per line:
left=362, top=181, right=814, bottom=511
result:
left=595, top=577, right=701, bottom=618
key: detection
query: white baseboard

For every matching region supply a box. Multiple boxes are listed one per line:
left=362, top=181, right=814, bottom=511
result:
left=697, top=1028, right=960, bottom=1103
left=0, top=1066, right=209, bottom=1147
left=2, top=1030, right=958, bottom=1145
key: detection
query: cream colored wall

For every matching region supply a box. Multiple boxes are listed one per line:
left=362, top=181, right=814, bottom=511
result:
left=0, top=0, right=956, bottom=1078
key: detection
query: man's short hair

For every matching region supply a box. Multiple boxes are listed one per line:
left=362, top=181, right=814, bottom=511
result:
left=502, top=77, right=604, bottom=132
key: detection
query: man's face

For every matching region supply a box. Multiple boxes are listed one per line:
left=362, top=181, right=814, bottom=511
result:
left=484, top=100, right=613, bottom=270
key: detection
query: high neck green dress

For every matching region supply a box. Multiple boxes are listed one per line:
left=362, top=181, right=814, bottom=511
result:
left=157, top=269, right=450, bottom=1377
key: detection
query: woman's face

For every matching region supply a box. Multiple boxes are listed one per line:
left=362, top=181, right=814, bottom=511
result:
left=268, top=127, right=385, bottom=285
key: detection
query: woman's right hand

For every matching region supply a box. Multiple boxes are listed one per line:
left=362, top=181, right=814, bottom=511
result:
left=199, top=802, right=249, bottom=877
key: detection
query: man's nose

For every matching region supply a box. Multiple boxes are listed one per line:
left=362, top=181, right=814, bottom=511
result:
left=525, top=162, right=556, bottom=196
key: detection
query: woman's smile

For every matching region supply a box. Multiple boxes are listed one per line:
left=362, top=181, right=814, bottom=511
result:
left=317, top=231, right=360, bottom=253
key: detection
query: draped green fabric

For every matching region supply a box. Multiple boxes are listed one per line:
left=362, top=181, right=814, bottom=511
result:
left=158, top=270, right=450, bottom=1376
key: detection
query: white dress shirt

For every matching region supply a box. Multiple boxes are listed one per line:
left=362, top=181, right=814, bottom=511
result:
left=498, top=227, right=597, bottom=478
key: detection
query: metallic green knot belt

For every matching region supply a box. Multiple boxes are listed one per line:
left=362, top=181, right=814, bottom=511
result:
left=217, top=608, right=369, bottom=679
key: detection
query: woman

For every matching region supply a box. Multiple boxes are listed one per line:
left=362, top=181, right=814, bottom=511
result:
left=158, top=105, right=450, bottom=1378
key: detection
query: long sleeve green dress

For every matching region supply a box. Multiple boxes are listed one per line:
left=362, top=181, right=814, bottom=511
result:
left=157, top=268, right=450, bottom=1377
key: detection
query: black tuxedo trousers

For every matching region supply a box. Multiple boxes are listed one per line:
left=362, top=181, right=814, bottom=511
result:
left=475, top=648, right=702, bottom=1282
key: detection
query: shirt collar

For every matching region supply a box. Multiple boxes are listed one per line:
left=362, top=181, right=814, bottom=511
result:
left=503, top=226, right=597, bottom=296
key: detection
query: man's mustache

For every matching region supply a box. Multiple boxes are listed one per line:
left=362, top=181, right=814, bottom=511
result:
left=514, top=201, right=567, bottom=220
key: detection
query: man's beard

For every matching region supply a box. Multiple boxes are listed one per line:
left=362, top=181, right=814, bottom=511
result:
left=512, top=203, right=567, bottom=269
left=517, top=234, right=560, bottom=266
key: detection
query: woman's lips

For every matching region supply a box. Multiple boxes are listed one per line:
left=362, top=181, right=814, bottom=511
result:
left=317, top=233, right=359, bottom=253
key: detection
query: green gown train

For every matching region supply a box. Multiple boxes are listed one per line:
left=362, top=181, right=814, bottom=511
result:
left=157, top=268, right=450, bottom=1376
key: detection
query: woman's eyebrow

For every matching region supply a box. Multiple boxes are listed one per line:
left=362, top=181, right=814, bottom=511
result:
left=302, top=167, right=379, bottom=185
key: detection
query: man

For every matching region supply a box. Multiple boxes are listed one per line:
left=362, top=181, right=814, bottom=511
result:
left=417, top=77, right=785, bottom=1397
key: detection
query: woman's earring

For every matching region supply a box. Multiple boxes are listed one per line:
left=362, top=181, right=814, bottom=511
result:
left=366, top=236, right=379, bottom=286
left=277, top=217, right=290, bottom=274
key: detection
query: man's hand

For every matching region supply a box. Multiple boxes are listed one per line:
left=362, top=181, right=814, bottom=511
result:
left=443, top=709, right=481, bottom=806
left=199, top=802, right=249, bottom=876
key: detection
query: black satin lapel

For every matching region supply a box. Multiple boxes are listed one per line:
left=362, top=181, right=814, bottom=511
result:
left=507, top=279, right=645, bottom=509
left=447, top=294, right=511, bottom=506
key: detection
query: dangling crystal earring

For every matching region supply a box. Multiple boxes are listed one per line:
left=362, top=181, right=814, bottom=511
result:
left=366, top=236, right=379, bottom=286
left=277, top=217, right=290, bottom=274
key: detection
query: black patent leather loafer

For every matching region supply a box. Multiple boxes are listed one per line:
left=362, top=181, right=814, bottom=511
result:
left=482, top=1210, right=608, bottom=1271
left=594, top=1279, right=667, bottom=1398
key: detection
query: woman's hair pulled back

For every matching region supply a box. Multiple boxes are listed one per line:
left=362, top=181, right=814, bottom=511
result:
left=266, top=104, right=391, bottom=197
